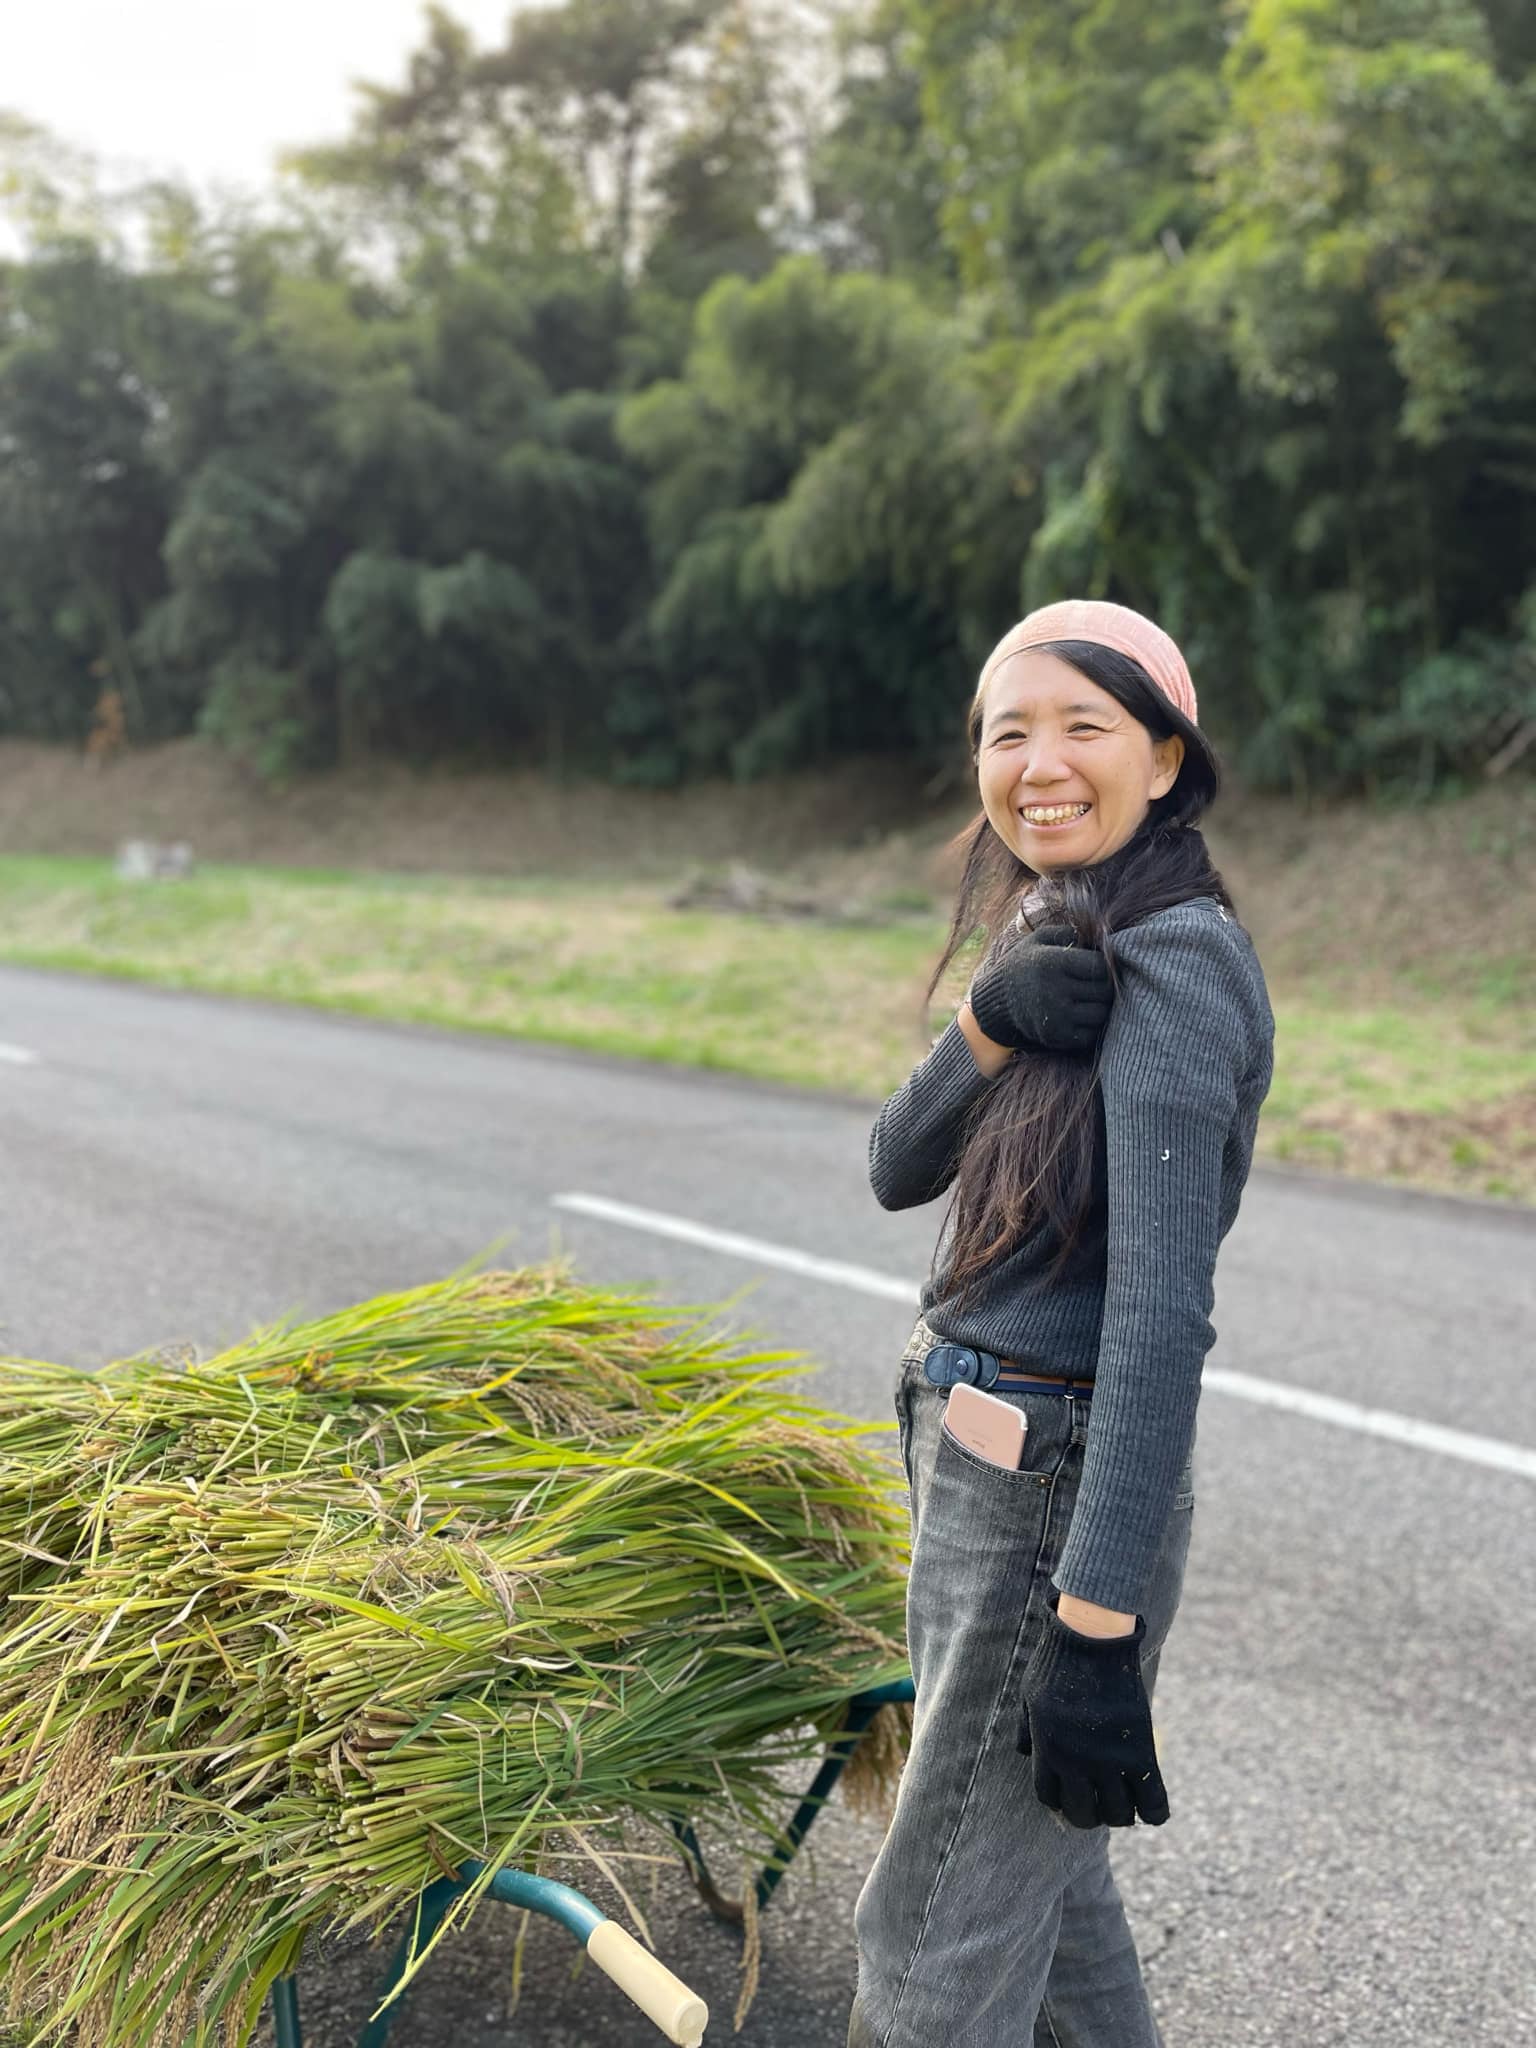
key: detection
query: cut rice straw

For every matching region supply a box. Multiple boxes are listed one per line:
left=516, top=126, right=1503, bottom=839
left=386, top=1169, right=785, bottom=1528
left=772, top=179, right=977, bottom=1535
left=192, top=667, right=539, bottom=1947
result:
left=0, top=1259, right=912, bottom=2045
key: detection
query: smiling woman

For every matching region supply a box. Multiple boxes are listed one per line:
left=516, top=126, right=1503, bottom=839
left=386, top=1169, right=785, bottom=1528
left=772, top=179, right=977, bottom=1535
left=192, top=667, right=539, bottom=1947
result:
left=845, top=597, right=1276, bottom=2048
left=938, top=619, right=1229, bottom=1312
left=976, top=649, right=1185, bottom=870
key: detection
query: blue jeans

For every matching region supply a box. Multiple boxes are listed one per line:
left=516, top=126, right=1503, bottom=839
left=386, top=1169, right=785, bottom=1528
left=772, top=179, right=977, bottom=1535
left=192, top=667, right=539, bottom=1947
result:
left=847, top=1317, right=1194, bottom=2048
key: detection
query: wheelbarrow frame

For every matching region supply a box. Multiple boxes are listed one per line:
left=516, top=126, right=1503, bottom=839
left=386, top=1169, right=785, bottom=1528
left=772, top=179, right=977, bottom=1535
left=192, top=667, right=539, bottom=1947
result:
left=269, top=1675, right=914, bottom=2048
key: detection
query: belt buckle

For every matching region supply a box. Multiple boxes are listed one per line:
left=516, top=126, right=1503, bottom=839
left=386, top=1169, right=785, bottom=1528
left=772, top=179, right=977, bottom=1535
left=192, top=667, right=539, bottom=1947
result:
left=922, top=1343, right=1000, bottom=1390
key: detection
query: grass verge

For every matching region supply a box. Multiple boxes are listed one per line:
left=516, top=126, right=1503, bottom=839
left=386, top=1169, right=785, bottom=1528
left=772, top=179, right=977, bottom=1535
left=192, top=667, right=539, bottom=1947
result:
left=1, top=855, right=1532, bottom=1206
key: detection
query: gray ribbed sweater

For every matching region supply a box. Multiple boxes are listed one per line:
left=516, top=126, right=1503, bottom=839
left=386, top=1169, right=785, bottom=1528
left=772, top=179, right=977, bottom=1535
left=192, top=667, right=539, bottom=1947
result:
left=869, top=895, right=1275, bottom=1615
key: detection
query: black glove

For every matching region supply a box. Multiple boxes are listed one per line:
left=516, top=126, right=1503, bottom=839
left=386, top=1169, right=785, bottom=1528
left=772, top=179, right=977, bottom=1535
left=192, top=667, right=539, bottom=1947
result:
left=1016, top=1585, right=1169, bottom=1830
left=967, top=925, right=1112, bottom=1055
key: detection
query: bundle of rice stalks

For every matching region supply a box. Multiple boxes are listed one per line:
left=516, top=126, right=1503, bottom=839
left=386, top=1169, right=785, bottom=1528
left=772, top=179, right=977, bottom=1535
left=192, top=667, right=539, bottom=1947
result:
left=0, top=1262, right=912, bottom=2046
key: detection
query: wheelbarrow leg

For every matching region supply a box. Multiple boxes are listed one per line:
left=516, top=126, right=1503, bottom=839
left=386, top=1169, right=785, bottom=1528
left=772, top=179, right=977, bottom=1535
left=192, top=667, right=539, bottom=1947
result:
left=271, top=1975, right=303, bottom=2048
left=355, top=1874, right=466, bottom=2048
left=678, top=1676, right=916, bottom=1920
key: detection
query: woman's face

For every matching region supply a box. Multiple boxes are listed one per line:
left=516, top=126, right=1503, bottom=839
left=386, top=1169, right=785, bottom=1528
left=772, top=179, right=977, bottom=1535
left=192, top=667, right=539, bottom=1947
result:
left=974, top=649, right=1185, bottom=873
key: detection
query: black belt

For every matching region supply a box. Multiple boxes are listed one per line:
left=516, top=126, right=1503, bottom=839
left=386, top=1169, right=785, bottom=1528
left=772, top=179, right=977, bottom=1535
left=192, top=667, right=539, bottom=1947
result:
left=922, top=1343, right=1095, bottom=1396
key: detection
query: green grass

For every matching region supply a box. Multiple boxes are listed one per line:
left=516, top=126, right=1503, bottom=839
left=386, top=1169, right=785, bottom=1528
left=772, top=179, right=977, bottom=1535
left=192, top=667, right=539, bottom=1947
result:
left=2, top=854, right=1532, bottom=1204
left=0, top=855, right=958, bottom=1097
left=1262, top=998, right=1536, bottom=1121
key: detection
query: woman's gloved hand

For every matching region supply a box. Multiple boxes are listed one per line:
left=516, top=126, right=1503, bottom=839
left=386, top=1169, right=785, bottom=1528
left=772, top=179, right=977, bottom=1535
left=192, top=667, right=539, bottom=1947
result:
left=1016, top=1586, right=1169, bottom=1829
left=967, top=925, right=1112, bottom=1056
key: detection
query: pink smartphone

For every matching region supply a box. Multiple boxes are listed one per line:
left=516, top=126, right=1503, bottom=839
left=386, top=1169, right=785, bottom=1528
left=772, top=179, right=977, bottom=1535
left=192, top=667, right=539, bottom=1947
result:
left=943, top=1382, right=1028, bottom=1469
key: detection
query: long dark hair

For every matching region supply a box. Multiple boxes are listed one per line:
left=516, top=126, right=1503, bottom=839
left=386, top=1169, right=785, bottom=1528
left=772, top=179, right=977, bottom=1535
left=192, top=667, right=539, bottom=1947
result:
left=926, top=639, right=1237, bottom=1304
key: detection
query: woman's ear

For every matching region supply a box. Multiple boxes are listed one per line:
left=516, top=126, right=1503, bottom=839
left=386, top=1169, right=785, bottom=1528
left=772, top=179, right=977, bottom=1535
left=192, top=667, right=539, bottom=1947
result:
left=1151, top=733, right=1185, bottom=796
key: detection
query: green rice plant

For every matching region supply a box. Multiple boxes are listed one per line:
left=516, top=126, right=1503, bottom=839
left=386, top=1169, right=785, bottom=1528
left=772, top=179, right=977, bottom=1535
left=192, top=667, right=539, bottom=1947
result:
left=0, top=1264, right=912, bottom=2046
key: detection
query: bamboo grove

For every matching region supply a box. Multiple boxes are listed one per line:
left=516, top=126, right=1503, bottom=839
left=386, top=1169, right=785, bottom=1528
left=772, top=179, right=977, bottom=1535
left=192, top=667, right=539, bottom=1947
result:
left=2, top=0, right=1534, bottom=801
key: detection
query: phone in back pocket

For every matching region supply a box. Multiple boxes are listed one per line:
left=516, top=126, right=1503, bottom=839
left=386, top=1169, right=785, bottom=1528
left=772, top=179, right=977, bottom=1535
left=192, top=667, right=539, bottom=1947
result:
left=943, top=1382, right=1028, bottom=1469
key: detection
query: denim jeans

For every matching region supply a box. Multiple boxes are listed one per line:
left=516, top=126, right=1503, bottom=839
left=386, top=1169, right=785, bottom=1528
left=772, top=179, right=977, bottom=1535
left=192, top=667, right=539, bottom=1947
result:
left=846, top=1316, right=1194, bottom=2048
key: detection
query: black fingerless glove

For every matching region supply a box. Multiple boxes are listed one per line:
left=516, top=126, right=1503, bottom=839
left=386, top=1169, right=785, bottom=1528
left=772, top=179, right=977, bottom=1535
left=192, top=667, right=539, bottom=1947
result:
left=967, top=925, right=1112, bottom=1056
left=1016, top=1585, right=1169, bottom=1830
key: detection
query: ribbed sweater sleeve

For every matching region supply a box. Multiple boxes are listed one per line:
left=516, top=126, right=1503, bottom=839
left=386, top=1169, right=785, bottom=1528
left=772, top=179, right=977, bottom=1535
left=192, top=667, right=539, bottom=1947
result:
left=1052, top=905, right=1260, bottom=1615
left=868, top=1014, right=1000, bottom=1209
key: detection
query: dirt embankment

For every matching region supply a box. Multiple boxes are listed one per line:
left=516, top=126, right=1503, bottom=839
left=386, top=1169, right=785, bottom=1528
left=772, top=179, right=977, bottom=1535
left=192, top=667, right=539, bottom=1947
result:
left=0, top=737, right=938, bottom=878
left=3, top=735, right=1534, bottom=987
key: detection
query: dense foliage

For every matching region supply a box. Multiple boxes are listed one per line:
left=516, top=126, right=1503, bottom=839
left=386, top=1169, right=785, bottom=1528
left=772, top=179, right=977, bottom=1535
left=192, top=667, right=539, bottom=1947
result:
left=2, top=0, right=1533, bottom=799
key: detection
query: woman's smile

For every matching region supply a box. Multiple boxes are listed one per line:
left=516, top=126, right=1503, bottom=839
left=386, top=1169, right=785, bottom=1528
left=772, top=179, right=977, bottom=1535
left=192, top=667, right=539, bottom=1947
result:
left=1019, top=800, right=1094, bottom=831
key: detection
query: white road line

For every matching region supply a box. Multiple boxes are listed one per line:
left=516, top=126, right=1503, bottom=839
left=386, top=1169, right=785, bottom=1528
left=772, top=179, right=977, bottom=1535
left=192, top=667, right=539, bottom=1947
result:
left=0, top=1042, right=39, bottom=1066
left=551, top=1190, right=1536, bottom=1482
left=553, top=1192, right=915, bottom=1301
left=1202, top=1368, right=1536, bottom=1479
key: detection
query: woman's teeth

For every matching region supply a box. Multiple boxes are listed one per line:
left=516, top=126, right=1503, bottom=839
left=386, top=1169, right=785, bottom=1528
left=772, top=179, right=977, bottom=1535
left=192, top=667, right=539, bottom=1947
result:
left=1021, top=803, right=1092, bottom=824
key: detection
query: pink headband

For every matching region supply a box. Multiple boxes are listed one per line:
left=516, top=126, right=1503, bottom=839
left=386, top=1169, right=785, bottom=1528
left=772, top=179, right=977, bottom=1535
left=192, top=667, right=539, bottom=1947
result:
left=974, top=599, right=1198, bottom=726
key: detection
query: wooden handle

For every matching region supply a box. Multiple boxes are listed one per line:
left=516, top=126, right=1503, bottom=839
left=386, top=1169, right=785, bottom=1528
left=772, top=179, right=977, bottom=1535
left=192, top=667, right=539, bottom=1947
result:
left=586, top=1920, right=709, bottom=2045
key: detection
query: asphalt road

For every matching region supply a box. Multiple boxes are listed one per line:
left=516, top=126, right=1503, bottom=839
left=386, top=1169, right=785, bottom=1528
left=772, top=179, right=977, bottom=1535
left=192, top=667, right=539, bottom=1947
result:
left=2, top=964, right=1533, bottom=2048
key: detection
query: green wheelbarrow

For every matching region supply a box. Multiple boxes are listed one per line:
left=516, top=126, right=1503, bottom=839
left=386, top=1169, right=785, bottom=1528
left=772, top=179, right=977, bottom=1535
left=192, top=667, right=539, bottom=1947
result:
left=269, top=1676, right=914, bottom=2048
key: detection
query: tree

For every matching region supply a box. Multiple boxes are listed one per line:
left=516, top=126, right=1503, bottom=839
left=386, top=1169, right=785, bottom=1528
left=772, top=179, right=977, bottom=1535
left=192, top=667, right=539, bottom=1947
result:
left=0, top=245, right=169, bottom=739
left=617, top=254, right=1015, bottom=780
left=282, top=8, right=579, bottom=271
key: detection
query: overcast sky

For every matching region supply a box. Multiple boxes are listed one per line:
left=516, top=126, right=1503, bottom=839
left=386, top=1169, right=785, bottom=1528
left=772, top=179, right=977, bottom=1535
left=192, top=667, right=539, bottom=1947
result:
left=3, top=2, right=520, bottom=196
